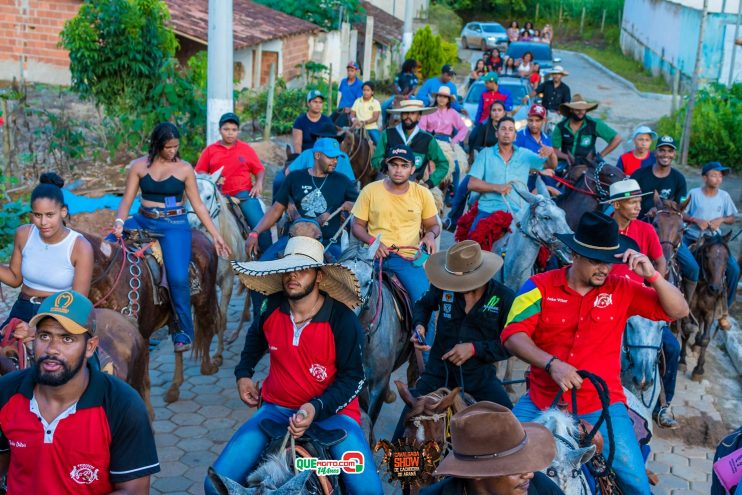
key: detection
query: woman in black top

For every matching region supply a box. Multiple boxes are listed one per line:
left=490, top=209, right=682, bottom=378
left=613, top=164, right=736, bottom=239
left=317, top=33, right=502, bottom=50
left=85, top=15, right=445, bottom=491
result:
left=112, top=123, right=230, bottom=352
left=468, top=100, right=506, bottom=154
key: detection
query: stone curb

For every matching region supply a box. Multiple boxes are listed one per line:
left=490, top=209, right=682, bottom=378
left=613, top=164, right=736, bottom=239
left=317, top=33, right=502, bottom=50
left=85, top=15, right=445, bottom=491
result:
left=554, top=49, right=674, bottom=101
left=718, top=316, right=742, bottom=375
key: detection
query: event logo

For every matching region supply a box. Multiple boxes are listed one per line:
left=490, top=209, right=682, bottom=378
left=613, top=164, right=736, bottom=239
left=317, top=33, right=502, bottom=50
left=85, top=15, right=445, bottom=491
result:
left=295, top=451, right=364, bottom=475
left=375, top=438, right=441, bottom=488
left=70, top=464, right=99, bottom=485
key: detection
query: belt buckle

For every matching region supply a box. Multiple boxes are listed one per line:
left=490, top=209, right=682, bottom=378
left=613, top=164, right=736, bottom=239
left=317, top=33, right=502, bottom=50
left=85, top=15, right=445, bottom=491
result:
left=29, top=296, right=43, bottom=304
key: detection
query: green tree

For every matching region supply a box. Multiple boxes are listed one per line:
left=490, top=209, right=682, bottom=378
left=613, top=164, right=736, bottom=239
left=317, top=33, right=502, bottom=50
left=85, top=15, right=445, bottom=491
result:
left=253, top=0, right=365, bottom=30
left=406, top=25, right=458, bottom=80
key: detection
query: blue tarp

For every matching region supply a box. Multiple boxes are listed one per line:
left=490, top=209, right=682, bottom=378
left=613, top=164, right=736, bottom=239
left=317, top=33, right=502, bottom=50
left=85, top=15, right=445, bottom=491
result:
left=62, top=189, right=140, bottom=215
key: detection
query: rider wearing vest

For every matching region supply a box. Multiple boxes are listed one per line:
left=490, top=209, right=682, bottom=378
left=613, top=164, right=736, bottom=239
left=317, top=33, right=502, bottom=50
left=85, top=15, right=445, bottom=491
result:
left=207, top=237, right=382, bottom=495
left=371, top=100, right=449, bottom=188
left=551, top=95, right=622, bottom=168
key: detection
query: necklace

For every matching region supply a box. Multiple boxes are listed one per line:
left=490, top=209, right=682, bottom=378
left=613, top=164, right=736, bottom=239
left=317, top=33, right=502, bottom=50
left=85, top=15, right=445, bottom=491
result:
left=290, top=295, right=324, bottom=326
left=309, top=170, right=328, bottom=192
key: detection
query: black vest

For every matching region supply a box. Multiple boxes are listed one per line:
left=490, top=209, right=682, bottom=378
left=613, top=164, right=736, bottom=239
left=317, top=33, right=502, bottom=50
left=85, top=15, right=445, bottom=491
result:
left=385, top=127, right=435, bottom=179
left=556, top=117, right=598, bottom=165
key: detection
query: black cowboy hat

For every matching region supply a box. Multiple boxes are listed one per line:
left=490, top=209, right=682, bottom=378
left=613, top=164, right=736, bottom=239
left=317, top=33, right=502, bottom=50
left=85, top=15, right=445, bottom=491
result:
left=310, top=121, right=344, bottom=142
left=556, top=211, right=638, bottom=264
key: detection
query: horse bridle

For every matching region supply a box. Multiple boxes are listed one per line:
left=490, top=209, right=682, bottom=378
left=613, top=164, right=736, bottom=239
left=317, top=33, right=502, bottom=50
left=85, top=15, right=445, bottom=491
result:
left=518, top=199, right=561, bottom=250
left=549, top=434, right=591, bottom=495
left=583, top=161, right=611, bottom=200
left=622, top=326, right=662, bottom=408
left=190, top=176, right=221, bottom=220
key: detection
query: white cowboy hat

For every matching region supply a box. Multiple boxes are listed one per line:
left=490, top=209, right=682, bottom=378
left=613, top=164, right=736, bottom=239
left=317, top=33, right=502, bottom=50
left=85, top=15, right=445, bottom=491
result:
left=600, top=179, right=653, bottom=204
left=231, top=237, right=361, bottom=309
left=431, top=85, right=456, bottom=102
left=386, top=99, right=436, bottom=115
left=550, top=65, right=569, bottom=76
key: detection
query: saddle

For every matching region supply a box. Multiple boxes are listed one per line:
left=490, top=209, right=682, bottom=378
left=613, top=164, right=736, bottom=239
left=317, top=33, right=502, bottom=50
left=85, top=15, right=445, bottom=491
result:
left=223, top=195, right=252, bottom=240
left=381, top=272, right=413, bottom=335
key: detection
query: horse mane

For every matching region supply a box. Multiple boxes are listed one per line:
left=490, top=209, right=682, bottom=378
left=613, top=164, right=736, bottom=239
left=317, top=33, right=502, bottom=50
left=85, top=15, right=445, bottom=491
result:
left=534, top=408, right=579, bottom=444
left=337, top=242, right=367, bottom=263
left=405, top=387, right=469, bottom=420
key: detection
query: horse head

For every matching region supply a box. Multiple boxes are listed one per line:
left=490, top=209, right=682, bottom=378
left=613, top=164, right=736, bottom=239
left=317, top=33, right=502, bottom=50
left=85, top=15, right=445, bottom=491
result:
left=651, top=193, right=686, bottom=271
left=395, top=380, right=470, bottom=445
left=621, top=316, right=663, bottom=394
left=534, top=409, right=595, bottom=495
left=591, top=161, right=625, bottom=200
left=189, top=168, right=224, bottom=228
left=514, top=183, right=573, bottom=264
left=337, top=242, right=376, bottom=317
left=208, top=461, right=313, bottom=495
left=697, top=232, right=731, bottom=295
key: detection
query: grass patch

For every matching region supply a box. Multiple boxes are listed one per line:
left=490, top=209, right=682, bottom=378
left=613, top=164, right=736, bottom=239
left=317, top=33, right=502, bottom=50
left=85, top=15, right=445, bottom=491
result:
left=557, top=41, right=671, bottom=94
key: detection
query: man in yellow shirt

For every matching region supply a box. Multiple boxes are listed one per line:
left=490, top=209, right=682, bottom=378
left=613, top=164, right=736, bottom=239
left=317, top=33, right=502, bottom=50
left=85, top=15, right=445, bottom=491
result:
left=352, top=145, right=440, bottom=304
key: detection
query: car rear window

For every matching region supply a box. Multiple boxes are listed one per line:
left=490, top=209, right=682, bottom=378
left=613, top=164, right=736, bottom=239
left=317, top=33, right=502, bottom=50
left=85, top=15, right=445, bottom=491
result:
left=482, top=24, right=505, bottom=33
left=498, top=80, right=528, bottom=100
left=465, top=83, right=485, bottom=104
left=507, top=43, right=552, bottom=61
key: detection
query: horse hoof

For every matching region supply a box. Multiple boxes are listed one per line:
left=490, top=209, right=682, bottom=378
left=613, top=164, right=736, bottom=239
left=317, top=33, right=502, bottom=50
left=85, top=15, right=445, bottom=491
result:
left=384, top=390, right=397, bottom=404
left=212, top=355, right=224, bottom=368
left=691, top=371, right=704, bottom=382
left=678, top=363, right=687, bottom=373
left=164, top=388, right=180, bottom=403
left=201, top=361, right=219, bottom=375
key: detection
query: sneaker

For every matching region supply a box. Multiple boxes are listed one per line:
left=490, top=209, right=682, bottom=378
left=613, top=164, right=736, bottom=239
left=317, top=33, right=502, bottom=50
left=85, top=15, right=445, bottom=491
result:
left=173, top=333, right=192, bottom=353
left=719, top=316, right=732, bottom=331
left=654, top=405, right=679, bottom=429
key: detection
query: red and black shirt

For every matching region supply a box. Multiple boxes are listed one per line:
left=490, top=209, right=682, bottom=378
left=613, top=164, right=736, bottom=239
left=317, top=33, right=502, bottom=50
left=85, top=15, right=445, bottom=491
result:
left=0, top=365, right=159, bottom=494
left=235, top=294, right=366, bottom=423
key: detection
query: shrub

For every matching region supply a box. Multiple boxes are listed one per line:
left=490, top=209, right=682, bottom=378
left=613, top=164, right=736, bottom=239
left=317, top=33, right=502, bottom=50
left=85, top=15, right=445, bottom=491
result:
left=0, top=177, right=30, bottom=262
left=656, top=83, right=741, bottom=170
left=406, top=25, right=459, bottom=80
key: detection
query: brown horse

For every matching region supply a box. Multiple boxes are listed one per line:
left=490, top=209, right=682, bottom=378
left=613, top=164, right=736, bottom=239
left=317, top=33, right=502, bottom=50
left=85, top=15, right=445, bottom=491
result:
left=84, top=229, right=221, bottom=403
left=555, top=160, right=626, bottom=230
left=684, top=232, right=732, bottom=381
left=340, top=127, right=376, bottom=188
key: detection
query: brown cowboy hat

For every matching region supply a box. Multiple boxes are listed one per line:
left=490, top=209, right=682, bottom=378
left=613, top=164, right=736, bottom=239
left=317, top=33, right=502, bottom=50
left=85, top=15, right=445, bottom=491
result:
left=559, top=94, right=598, bottom=117
left=435, top=402, right=556, bottom=479
left=425, top=240, right=503, bottom=292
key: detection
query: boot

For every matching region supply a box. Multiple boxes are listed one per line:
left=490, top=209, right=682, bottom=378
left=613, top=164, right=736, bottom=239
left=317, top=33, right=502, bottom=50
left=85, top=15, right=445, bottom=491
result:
left=683, top=279, right=697, bottom=304
left=654, top=404, right=680, bottom=429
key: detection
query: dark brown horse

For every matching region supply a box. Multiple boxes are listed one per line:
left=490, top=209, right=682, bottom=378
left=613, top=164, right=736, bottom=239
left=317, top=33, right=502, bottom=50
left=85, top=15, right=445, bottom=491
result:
left=683, top=233, right=731, bottom=381
left=340, top=127, right=376, bottom=188
left=555, top=160, right=626, bottom=230
left=84, top=229, right=221, bottom=403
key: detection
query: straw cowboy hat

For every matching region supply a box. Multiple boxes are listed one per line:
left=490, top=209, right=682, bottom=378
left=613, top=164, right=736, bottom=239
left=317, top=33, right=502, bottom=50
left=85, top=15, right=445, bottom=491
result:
left=550, top=65, right=569, bottom=76
left=231, top=237, right=361, bottom=309
left=559, top=94, right=598, bottom=117
left=600, top=179, right=653, bottom=204
left=387, top=99, right=436, bottom=115
left=425, top=240, right=503, bottom=292
left=431, top=85, right=456, bottom=102
left=556, top=211, right=639, bottom=265
left=435, top=402, right=556, bottom=479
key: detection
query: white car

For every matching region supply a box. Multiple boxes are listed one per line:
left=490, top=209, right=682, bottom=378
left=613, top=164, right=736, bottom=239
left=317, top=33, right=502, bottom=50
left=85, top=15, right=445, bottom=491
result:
left=460, top=22, right=508, bottom=51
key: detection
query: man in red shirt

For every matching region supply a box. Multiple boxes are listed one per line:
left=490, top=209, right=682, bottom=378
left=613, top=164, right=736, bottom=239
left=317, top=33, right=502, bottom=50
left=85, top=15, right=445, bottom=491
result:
left=206, top=237, right=382, bottom=495
left=603, top=180, right=680, bottom=429
left=474, top=73, right=513, bottom=124
left=501, top=211, right=688, bottom=493
left=195, top=112, right=269, bottom=250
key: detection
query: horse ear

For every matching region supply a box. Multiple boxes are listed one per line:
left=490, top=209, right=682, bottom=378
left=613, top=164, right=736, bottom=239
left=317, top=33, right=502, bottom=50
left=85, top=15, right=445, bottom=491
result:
left=210, top=167, right=224, bottom=184
left=533, top=174, right=550, bottom=199
left=513, top=182, right=539, bottom=203
left=653, top=191, right=663, bottom=210
left=567, top=445, right=596, bottom=466
left=679, top=196, right=691, bottom=213
left=433, top=387, right=461, bottom=413
left=395, top=380, right=417, bottom=408
left=723, top=230, right=733, bottom=243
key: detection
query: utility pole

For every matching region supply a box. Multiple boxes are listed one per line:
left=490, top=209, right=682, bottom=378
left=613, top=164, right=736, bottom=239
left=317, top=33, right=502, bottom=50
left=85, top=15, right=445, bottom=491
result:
left=680, top=0, right=708, bottom=166
left=728, top=0, right=741, bottom=86
left=402, top=0, right=413, bottom=56
left=207, top=0, right=234, bottom=145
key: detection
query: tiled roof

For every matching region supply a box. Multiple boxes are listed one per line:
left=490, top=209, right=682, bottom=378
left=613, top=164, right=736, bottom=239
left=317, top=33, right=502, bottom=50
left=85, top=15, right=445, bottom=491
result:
left=166, top=0, right=320, bottom=49
left=354, top=1, right=403, bottom=46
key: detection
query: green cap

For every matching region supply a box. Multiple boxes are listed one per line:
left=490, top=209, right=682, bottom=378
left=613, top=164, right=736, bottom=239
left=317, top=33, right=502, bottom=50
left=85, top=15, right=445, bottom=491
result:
left=482, top=72, right=499, bottom=83
left=29, top=290, right=94, bottom=335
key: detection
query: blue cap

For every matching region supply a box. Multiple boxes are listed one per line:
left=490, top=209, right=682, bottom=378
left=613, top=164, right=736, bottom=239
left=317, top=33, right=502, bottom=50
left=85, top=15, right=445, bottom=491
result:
left=313, top=137, right=343, bottom=158
left=385, top=144, right=415, bottom=164
left=306, top=89, right=324, bottom=103
left=702, top=161, right=730, bottom=176
left=631, top=125, right=657, bottom=141
left=29, top=291, right=94, bottom=335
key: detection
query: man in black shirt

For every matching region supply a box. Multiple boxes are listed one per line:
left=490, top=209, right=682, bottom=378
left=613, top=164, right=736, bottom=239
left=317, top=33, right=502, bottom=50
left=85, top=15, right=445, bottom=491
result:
left=525, top=66, right=571, bottom=112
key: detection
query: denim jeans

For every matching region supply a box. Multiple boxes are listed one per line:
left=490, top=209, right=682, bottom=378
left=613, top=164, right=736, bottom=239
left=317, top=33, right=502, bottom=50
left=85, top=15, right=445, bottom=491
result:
left=725, top=254, right=740, bottom=308
left=660, top=325, right=680, bottom=405
left=272, top=170, right=286, bottom=202
left=513, top=393, right=651, bottom=494
left=232, top=191, right=271, bottom=252
left=374, top=253, right=429, bottom=304
left=446, top=175, right=472, bottom=227
left=114, top=210, right=194, bottom=345
left=0, top=297, right=42, bottom=331
left=677, top=238, right=700, bottom=282
left=205, top=403, right=383, bottom=495
left=367, top=129, right=381, bottom=146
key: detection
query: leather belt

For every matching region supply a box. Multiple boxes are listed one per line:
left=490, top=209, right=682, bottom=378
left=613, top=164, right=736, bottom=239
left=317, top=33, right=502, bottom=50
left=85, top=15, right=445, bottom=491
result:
left=139, top=207, right=186, bottom=219
left=19, top=293, right=46, bottom=304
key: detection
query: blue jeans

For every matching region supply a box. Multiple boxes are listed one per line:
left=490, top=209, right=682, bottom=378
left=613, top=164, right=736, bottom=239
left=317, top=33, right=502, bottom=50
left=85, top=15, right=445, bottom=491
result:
left=0, top=297, right=42, bottom=330
left=205, top=403, right=383, bottom=495
left=661, top=325, right=680, bottom=404
left=375, top=253, right=429, bottom=304
left=726, top=254, right=740, bottom=308
left=232, top=192, right=271, bottom=252
left=272, top=170, right=286, bottom=202
left=677, top=238, right=700, bottom=282
left=446, top=175, right=472, bottom=227
left=367, top=129, right=381, bottom=145
left=513, top=393, right=651, bottom=494
left=112, top=210, right=194, bottom=345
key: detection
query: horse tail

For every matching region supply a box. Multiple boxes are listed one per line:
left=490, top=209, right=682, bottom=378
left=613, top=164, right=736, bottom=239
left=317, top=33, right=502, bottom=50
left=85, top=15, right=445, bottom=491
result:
left=191, top=230, right=221, bottom=362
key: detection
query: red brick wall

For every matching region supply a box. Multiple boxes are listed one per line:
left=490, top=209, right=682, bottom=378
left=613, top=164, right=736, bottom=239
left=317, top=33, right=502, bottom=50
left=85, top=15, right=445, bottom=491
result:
left=281, top=33, right=310, bottom=81
left=260, top=51, right=278, bottom=86
left=0, top=0, right=82, bottom=79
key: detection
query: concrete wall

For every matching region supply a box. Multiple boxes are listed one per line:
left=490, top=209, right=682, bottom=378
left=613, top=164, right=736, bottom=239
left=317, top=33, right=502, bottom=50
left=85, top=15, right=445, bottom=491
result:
left=365, top=0, right=429, bottom=21
left=0, top=0, right=82, bottom=85
left=621, top=0, right=742, bottom=86
left=310, top=26, right=359, bottom=82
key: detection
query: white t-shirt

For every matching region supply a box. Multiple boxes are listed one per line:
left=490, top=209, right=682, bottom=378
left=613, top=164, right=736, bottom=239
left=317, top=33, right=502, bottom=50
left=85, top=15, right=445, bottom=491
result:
left=685, top=187, right=738, bottom=240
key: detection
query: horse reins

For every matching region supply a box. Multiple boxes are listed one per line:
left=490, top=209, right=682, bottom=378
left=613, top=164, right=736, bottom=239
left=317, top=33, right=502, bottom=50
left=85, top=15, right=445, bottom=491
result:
left=550, top=433, right=591, bottom=495
left=622, top=327, right=662, bottom=409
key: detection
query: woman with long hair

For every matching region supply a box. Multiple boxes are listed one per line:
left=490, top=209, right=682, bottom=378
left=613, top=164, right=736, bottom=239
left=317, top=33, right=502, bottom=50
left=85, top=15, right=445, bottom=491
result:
left=507, top=21, right=520, bottom=43
left=112, top=122, right=231, bottom=352
left=469, top=59, right=487, bottom=88
left=517, top=51, right=534, bottom=78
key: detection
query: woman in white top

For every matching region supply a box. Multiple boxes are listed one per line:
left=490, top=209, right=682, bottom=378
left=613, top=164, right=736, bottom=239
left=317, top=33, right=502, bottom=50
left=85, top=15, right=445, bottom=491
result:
left=0, top=173, right=93, bottom=335
left=517, top=51, right=534, bottom=78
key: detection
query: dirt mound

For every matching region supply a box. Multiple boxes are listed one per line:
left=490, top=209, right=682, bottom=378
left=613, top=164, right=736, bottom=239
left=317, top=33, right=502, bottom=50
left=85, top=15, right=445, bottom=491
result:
left=655, top=412, right=728, bottom=448
left=247, top=139, right=288, bottom=167
left=69, top=209, right=116, bottom=237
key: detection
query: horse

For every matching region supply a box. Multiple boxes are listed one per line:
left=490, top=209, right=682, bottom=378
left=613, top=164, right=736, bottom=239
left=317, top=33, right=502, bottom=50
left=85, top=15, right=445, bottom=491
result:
left=84, top=229, right=221, bottom=403
left=651, top=193, right=686, bottom=287
left=340, top=127, right=375, bottom=188
left=554, top=160, right=626, bottom=231
left=337, top=240, right=413, bottom=441
left=684, top=232, right=731, bottom=381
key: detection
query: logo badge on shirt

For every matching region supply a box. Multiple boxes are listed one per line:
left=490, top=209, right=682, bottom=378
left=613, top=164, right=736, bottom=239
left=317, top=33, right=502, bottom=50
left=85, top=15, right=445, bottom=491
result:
left=594, top=293, right=613, bottom=308
left=309, top=363, right=328, bottom=382
left=70, top=464, right=99, bottom=485
left=580, top=136, right=592, bottom=147
left=482, top=295, right=501, bottom=313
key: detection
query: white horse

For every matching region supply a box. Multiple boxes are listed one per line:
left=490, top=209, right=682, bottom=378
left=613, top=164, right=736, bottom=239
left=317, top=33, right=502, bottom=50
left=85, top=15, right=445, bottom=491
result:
left=533, top=408, right=596, bottom=495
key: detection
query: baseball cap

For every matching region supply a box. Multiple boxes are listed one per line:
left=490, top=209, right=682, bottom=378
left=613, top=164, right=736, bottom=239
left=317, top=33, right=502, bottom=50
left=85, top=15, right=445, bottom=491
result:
left=702, top=161, right=730, bottom=176
left=218, top=112, right=240, bottom=128
left=528, top=104, right=547, bottom=119
left=656, top=135, right=677, bottom=150
left=385, top=144, right=415, bottom=164
left=312, top=137, right=344, bottom=158
left=631, top=125, right=657, bottom=141
left=346, top=61, right=359, bottom=70
left=442, top=64, right=456, bottom=75
left=29, top=291, right=95, bottom=336
left=481, top=72, right=499, bottom=83
left=306, top=89, right=324, bottom=103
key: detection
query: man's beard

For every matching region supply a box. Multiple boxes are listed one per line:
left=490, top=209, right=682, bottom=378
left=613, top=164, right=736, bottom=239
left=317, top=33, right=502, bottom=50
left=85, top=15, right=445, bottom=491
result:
left=402, top=119, right=417, bottom=131
left=34, top=352, right=86, bottom=387
left=283, top=272, right=319, bottom=300
left=571, top=112, right=585, bottom=122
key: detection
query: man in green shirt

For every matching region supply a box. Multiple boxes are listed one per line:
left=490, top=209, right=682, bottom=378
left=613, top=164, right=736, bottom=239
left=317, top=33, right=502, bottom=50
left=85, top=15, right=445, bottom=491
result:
left=371, top=100, right=450, bottom=188
left=552, top=94, right=622, bottom=167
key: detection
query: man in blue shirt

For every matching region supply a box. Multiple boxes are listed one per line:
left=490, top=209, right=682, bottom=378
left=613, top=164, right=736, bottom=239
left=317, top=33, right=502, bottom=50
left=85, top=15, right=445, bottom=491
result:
left=335, top=61, right=364, bottom=127
left=415, top=64, right=463, bottom=112
left=514, top=104, right=557, bottom=192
